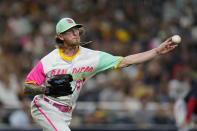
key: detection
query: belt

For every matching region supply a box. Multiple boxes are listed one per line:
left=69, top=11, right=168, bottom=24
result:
left=44, top=98, right=72, bottom=112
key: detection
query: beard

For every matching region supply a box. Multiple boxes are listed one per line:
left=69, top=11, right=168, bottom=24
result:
left=64, top=37, right=81, bottom=46
left=73, top=38, right=81, bottom=45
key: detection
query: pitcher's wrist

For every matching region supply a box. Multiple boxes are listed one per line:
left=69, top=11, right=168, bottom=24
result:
left=154, top=48, right=160, bottom=55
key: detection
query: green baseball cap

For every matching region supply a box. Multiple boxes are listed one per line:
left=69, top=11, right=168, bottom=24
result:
left=56, top=18, right=83, bottom=35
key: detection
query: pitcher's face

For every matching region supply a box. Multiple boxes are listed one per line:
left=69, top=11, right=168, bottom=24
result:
left=59, top=27, right=81, bottom=46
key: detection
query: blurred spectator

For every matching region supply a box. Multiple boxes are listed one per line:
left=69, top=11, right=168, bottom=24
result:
left=84, top=109, right=107, bottom=125
left=133, top=95, right=154, bottom=128
left=98, top=70, right=127, bottom=102
left=123, top=80, right=141, bottom=112
left=168, top=65, right=191, bottom=101
left=144, top=59, right=161, bottom=87
left=0, top=72, right=21, bottom=109
left=9, top=98, right=32, bottom=127
left=0, top=101, right=3, bottom=123
left=152, top=104, right=175, bottom=125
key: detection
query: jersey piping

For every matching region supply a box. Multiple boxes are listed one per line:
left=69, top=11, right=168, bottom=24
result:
left=58, top=46, right=80, bottom=61
left=25, top=81, right=38, bottom=85
left=113, top=57, right=123, bottom=70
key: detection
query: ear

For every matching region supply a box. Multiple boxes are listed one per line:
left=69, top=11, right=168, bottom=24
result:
left=57, top=34, right=64, bottom=41
left=79, top=27, right=84, bottom=35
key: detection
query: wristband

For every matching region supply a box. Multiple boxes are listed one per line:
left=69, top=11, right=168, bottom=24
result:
left=155, top=49, right=160, bottom=55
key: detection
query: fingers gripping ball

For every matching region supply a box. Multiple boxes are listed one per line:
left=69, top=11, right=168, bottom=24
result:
left=45, top=74, right=73, bottom=97
left=172, top=35, right=181, bottom=44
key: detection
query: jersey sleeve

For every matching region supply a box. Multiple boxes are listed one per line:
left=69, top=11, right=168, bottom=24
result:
left=25, top=61, right=45, bottom=86
left=96, top=51, right=123, bottom=73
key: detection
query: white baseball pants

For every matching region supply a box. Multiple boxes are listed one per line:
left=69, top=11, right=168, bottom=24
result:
left=31, top=96, right=72, bottom=131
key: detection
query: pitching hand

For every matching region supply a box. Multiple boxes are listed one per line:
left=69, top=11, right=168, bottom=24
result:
left=156, top=37, right=179, bottom=55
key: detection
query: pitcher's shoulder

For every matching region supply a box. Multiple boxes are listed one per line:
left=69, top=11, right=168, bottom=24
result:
left=80, top=46, right=99, bottom=54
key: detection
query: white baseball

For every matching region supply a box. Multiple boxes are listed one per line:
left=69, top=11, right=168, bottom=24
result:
left=172, top=35, right=181, bottom=44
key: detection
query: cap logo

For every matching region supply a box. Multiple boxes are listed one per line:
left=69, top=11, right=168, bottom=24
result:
left=66, top=19, right=73, bottom=23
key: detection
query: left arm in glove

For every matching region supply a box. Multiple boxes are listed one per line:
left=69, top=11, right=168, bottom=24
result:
left=45, top=74, right=73, bottom=97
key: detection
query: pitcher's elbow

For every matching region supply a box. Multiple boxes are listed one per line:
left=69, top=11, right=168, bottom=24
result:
left=23, top=84, right=29, bottom=95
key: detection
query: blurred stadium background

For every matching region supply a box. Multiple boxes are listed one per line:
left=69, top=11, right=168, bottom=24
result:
left=0, top=0, right=197, bottom=131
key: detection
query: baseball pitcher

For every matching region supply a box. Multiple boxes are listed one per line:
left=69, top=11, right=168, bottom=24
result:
left=24, top=17, right=178, bottom=131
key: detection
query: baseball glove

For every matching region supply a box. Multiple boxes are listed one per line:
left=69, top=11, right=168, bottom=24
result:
left=45, top=74, right=73, bottom=97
